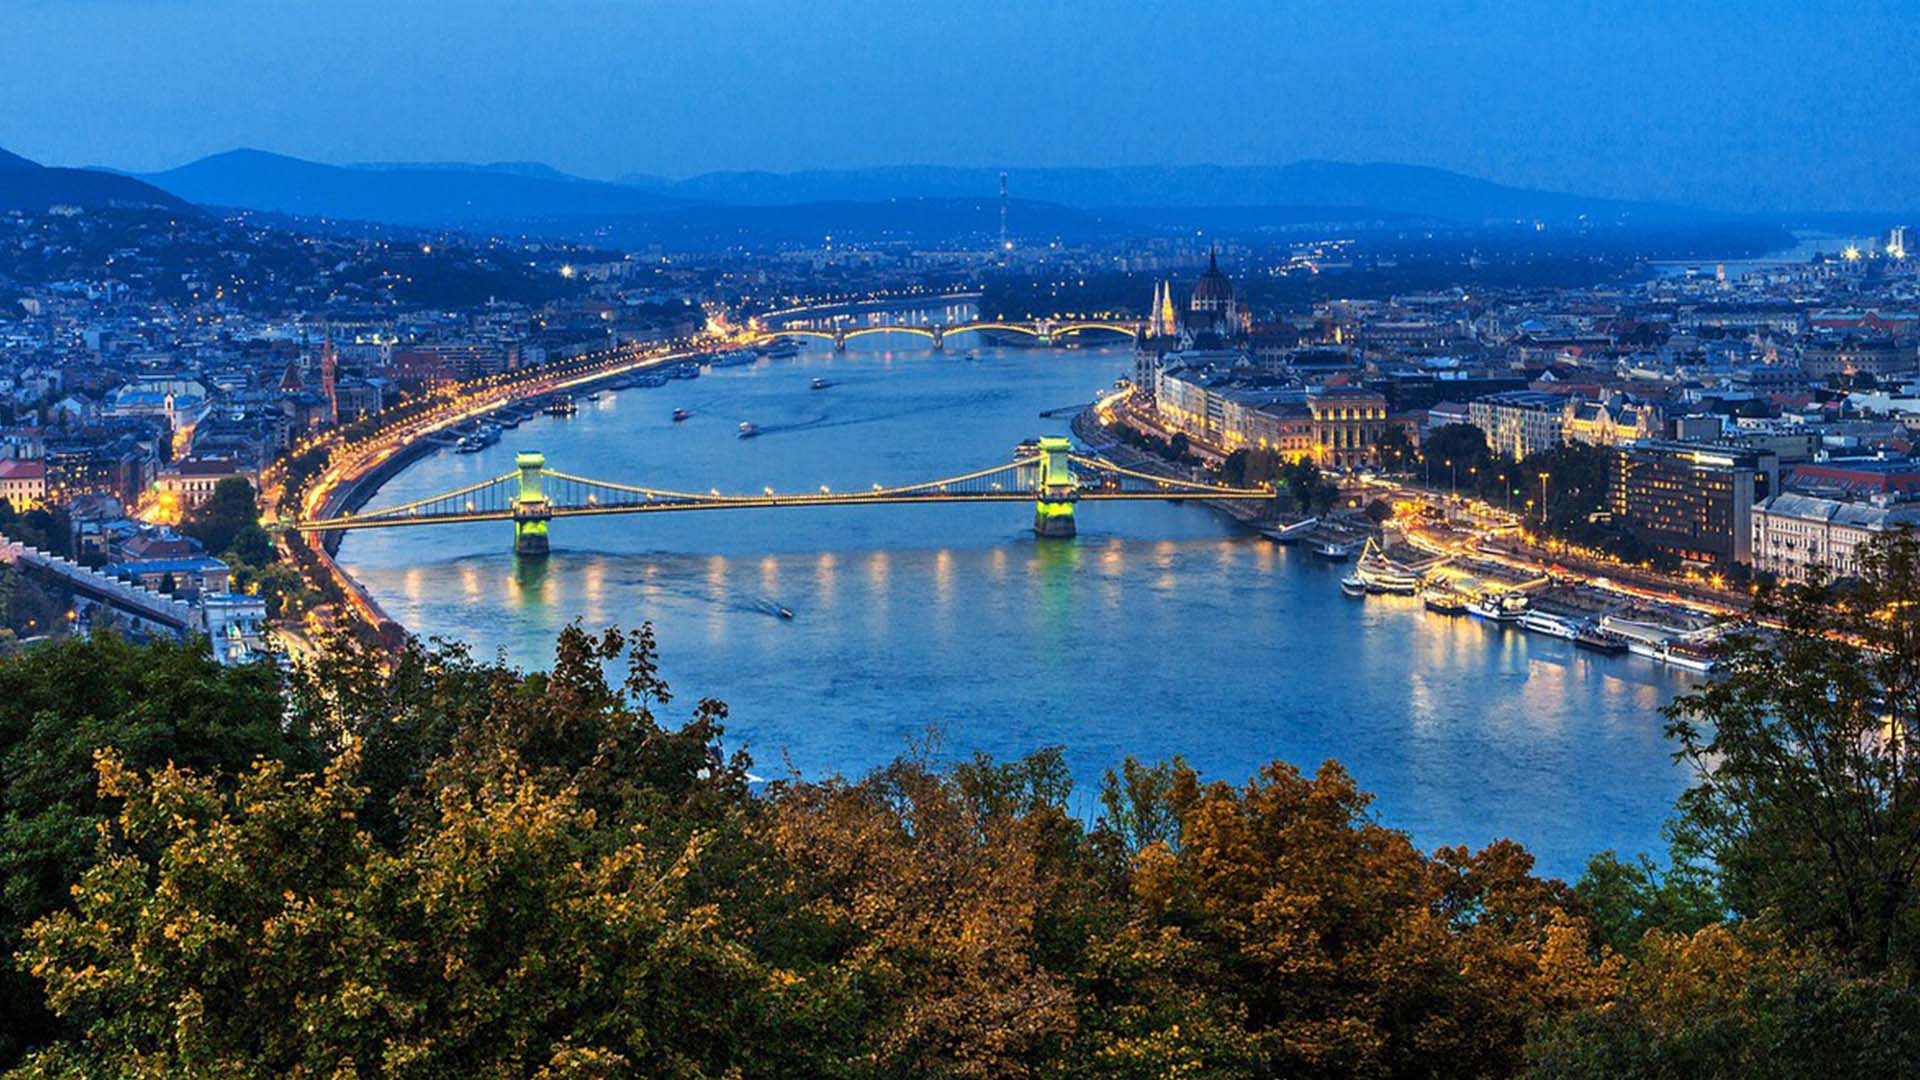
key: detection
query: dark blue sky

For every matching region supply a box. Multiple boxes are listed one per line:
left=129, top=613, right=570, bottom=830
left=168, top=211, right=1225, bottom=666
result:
left=5, top=0, right=1914, bottom=212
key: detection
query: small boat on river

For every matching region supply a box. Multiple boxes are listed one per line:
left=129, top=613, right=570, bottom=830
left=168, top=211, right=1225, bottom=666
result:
left=1260, top=516, right=1319, bottom=544
left=672, top=408, right=689, bottom=423
left=738, top=422, right=759, bottom=439
left=1314, top=538, right=1360, bottom=561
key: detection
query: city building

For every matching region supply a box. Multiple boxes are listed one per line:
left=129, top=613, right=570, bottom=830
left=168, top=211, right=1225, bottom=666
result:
left=1561, top=394, right=1663, bottom=448
left=153, top=458, right=255, bottom=516
left=1468, top=390, right=1567, bottom=460
left=1802, top=335, right=1917, bottom=381
left=1306, top=387, right=1389, bottom=471
left=1611, top=440, right=1780, bottom=565
left=1751, top=493, right=1920, bottom=583
left=0, top=459, right=47, bottom=508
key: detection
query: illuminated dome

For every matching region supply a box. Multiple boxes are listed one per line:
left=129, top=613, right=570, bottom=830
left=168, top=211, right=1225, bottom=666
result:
left=1190, top=248, right=1234, bottom=308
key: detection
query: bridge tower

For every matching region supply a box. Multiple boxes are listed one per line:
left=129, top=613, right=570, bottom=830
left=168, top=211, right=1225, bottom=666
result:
left=513, top=450, right=552, bottom=556
left=930, top=324, right=944, bottom=351
left=832, top=327, right=848, bottom=352
left=1037, top=319, right=1054, bottom=348
left=1033, top=436, right=1078, bottom=538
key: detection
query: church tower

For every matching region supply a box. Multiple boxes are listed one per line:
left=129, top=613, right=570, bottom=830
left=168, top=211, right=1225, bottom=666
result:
left=320, top=334, right=339, bottom=426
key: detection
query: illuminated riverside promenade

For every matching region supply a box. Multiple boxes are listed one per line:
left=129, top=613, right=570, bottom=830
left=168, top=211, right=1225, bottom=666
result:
left=267, top=334, right=728, bottom=636
left=336, top=340, right=1699, bottom=877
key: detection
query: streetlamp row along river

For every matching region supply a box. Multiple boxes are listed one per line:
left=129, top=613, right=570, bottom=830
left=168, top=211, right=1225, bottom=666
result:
left=337, top=340, right=1695, bottom=878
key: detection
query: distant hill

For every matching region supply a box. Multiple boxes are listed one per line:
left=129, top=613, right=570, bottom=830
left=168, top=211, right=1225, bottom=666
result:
left=624, top=162, right=1712, bottom=226
left=588, top=196, right=1115, bottom=250
left=117, top=148, right=1746, bottom=241
left=137, top=149, right=688, bottom=228
left=0, top=146, right=195, bottom=214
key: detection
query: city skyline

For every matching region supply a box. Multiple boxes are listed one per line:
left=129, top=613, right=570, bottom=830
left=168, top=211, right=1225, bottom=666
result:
left=4, top=0, right=1917, bottom=213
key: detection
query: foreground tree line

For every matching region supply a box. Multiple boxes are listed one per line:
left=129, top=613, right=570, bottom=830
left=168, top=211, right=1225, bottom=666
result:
left=1, top=536, right=1918, bottom=1077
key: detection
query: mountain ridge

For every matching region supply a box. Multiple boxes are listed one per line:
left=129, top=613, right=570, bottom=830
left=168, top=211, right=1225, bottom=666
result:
left=0, top=146, right=194, bottom=213
left=134, top=148, right=687, bottom=228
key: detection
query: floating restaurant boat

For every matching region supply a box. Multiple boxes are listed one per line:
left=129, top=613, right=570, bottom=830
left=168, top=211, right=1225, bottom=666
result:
left=1574, top=625, right=1631, bottom=655
left=1259, top=516, right=1319, bottom=544
left=544, top=395, right=578, bottom=417
left=1468, top=591, right=1529, bottom=623
left=710, top=348, right=757, bottom=368
left=670, top=362, right=700, bottom=380
left=1354, top=538, right=1420, bottom=595
left=1421, top=585, right=1470, bottom=615
left=1519, top=609, right=1582, bottom=640
left=1661, top=638, right=1720, bottom=673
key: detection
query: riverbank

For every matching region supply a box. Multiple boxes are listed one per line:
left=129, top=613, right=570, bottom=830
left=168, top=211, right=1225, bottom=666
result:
left=270, top=336, right=741, bottom=645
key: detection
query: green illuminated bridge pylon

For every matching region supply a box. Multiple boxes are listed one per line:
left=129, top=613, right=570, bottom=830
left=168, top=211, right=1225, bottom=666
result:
left=297, top=444, right=1285, bottom=552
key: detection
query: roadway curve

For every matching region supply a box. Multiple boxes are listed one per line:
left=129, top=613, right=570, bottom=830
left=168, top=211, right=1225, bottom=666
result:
left=268, top=336, right=732, bottom=643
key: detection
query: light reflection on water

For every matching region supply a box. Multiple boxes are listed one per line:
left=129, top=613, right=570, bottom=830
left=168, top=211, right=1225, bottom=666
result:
left=338, top=341, right=1698, bottom=877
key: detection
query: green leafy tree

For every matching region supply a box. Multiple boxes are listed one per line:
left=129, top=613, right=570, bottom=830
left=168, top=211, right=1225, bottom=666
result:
left=181, top=476, right=260, bottom=557
left=1420, top=423, right=1489, bottom=488
left=1664, top=530, right=1920, bottom=971
left=0, top=634, right=314, bottom=1069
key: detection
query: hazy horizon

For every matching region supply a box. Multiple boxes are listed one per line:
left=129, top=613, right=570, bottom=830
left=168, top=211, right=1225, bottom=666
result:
left=6, top=0, right=1916, bottom=213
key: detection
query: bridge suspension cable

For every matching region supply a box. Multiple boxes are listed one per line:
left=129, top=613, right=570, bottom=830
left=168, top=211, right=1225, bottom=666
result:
left=298, top=450, right=1280, bottom=534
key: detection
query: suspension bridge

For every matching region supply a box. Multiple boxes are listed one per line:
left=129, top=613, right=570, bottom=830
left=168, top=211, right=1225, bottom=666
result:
left=294, top=438, right=1282, bottom=554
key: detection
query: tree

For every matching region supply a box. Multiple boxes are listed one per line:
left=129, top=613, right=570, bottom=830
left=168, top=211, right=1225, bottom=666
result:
left=1080, top=760, right=1615, bottom=1078
left=0, top=634, right=313, bottom=1070
left=181, top=476, right=260, bottom=557
left=227, top=522, right=275, bottom=568
left=1664, top=530, right=1920, bottom=971
left=1373, top=424, right=1416, bottom=475
left=12, top=745, right=767, bottom=1080
left=1421, top=423, right=1490, bottom=487
left=1573, top=848, right=1722, bottom=957
left=1524, top=925, right=1920, bottom=1078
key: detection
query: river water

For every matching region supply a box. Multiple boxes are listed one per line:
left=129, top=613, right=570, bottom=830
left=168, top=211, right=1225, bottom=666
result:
left=337, top=340, right=1695, bottom=877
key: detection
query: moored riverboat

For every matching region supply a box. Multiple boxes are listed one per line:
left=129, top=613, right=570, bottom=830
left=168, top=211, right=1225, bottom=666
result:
left=1468, top=590, right=1529, bottom=623
left=1519, top=609, right=1582, bottom=640
left=1314, top=538, right=1360, bottom=561
left=1574, top=625, right=1631, bottom=655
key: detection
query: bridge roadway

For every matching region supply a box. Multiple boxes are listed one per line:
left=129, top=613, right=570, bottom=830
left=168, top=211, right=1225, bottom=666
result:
left=771, top=319, right=1141, bottom=350
left=295, top=444, right=1284, bottom=551
left=271, top=318, right=1173, bottom=635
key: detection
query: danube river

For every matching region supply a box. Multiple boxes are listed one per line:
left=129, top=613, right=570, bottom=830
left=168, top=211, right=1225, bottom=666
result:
left=337, top=341, right=1695, bottom=877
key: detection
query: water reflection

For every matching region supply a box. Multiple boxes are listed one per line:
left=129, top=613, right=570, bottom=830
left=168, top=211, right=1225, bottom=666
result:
left=338, top=343, right=1697, bottom=877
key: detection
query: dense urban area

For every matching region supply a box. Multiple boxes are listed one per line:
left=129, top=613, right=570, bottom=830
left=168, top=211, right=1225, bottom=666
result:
left=3, top=145, right=1920, bottom=1076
